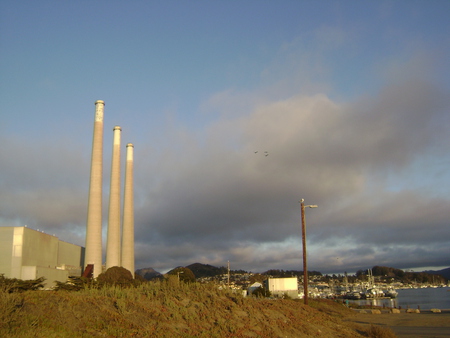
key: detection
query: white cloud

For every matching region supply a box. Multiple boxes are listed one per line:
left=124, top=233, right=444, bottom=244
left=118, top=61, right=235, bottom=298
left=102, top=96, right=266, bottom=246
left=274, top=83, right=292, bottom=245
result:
left=132, top=63, right=450, bottom=272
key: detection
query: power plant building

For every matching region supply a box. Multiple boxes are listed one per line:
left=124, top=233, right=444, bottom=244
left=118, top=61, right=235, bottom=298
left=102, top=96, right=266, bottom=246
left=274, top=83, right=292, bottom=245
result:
left=1, top=100, right=135, bottom=286
left=0, top=226, right=84, bottom=289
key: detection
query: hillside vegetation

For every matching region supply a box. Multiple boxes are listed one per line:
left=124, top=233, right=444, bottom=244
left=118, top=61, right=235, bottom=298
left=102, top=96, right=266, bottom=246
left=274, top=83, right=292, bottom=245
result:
left=354, top=266, right=448, bottom=284
left=0, top=276, right=390, bottom=337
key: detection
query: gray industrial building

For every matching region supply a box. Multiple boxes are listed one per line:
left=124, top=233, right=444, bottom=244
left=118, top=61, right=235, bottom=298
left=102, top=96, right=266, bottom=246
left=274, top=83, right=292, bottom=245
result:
left=0, top=226, right=84, bottom=289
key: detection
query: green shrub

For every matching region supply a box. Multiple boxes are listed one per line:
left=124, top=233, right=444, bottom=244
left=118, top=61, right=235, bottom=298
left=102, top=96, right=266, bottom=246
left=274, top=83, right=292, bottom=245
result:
left=0, top=274, right=45, bottom=292
left=0, top=288, right=24, bottom=332
left=97, top=266, right=134, bottom=287
left=252, top=286, right=271, bottom=298
left=54, top=276, right=91, bottom=291
left=167, top=267, right=196, bottom=283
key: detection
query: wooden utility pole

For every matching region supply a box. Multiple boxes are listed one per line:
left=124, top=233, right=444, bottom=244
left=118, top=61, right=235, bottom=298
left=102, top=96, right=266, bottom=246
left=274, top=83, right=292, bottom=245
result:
left=300, top=199, right=318, bottom=305
left=227, top=260, right=230, bottom=288
left=301, top=200, right=308, bottom=305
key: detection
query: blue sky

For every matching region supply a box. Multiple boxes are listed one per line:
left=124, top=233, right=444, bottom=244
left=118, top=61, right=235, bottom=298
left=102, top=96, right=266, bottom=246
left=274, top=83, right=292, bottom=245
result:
left=1, top=0, right=449, bottom=274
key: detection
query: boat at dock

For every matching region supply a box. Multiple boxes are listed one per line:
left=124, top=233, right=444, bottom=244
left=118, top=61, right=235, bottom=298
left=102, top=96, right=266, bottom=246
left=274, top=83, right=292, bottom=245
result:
left=346, top=286, right=450, bottom=310
left=363, top=287, right=385, bottom=299
left=344, top=291, right=362, bottom=300
left=384, top=288, right=398, bottom=298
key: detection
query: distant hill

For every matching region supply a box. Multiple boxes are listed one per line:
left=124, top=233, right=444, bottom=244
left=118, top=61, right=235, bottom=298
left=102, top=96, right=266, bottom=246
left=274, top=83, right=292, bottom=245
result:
left=423, top=267, right=450, bottom=280
left=262, top=269, right=322, bottom=277
left=135, top=267, right=163, bottom=281
left=136, top=264, right=450, bottom=281
left=358, top=265, right=449, bottom=284
left=186, top=263, right=227, bottom=279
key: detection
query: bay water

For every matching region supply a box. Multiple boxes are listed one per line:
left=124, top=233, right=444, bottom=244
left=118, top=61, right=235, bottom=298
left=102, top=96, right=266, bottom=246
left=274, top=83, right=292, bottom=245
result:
left=348, top=287, right=450, bottom=310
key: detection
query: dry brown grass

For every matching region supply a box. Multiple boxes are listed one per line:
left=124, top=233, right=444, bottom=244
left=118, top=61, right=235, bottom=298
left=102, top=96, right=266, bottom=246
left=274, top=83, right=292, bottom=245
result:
left=0, top=279, right=392, bottom=337
left=366, top=324, right=397, bottom=338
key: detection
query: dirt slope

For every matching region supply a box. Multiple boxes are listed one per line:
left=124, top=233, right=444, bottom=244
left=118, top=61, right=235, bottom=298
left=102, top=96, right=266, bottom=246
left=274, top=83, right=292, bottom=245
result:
left=1, top=282, right=375, bottom=337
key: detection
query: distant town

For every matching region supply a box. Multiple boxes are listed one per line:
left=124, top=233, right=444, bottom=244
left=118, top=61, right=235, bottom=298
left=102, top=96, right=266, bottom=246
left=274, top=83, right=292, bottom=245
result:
left=136, top=263, right=450, bottom=299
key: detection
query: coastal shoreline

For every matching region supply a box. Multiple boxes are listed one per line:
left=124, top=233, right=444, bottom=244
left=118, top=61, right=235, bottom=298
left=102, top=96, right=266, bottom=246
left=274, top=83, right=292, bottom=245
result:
left=347, top=309, right=450, bottom=338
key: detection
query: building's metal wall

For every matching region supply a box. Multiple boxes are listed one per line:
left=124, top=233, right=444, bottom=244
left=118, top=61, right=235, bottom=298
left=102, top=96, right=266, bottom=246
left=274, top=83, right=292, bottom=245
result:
left=11, top=227, right=24, bottom=278
left=21, top=266, right=37, bottom=280
left=22, top=228, right=59, bottom=268
left=266, top=277, right=299, bottom=298
left=0, top=226, right=84, bottom=288
left=0, top=227, right=15, bottom=278
left=58, top=240, right=84, bottom=276
left=267, top=277, right=298, bottom=291
left=21, top=266, right=69, bottom=287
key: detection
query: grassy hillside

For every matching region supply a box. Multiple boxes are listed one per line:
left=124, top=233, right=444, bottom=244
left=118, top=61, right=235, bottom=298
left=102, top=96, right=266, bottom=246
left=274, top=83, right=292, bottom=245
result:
left=1, top=278, right=390, bottom=337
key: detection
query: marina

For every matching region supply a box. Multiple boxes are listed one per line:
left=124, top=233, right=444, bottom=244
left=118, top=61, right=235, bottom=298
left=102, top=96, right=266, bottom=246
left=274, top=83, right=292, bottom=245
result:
left=347, top=286, right=450, bottom=310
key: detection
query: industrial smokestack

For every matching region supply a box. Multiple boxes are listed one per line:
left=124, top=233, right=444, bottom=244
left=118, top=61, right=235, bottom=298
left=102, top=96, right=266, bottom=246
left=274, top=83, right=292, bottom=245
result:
left=106, top=126, right=122, bottom=269
left=85, top=100, right=105, bottom=278
left=121, top=143, right=135, bottom=276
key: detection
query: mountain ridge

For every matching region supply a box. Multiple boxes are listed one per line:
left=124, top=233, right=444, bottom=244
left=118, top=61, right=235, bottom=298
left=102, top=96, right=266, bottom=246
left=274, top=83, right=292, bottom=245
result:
left=423, top=267, right=450, bottom=280
left=136, top=263, right=450, bottom=281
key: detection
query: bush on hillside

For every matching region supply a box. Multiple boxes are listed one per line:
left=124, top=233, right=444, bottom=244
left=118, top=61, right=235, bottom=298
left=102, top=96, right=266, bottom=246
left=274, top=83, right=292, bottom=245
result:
left=54, top=276, right=92, bottom=291
left=252, top=286, right=271, bottom=298
left=167, top=267, right=196, bottom=283
left=0, top=274, right=45, bottom=292
left=366, top=324, right=397, bottom=338
left=97, top=266, right=134, bottom=287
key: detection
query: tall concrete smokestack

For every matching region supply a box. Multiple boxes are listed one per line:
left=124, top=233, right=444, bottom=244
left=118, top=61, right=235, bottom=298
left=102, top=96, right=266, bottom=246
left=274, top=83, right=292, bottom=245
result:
left=106, top=126, right=122, bottom=269
left=85, top=100, right=105, bottom=278
left=121, top=143, right=135, bottom=276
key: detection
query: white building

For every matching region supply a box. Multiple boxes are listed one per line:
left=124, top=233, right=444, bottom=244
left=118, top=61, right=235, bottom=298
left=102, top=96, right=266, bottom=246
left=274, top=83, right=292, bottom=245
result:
left=265, top=277, right=299, bottom=298
left=0, top=226, right=84, bottom=289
